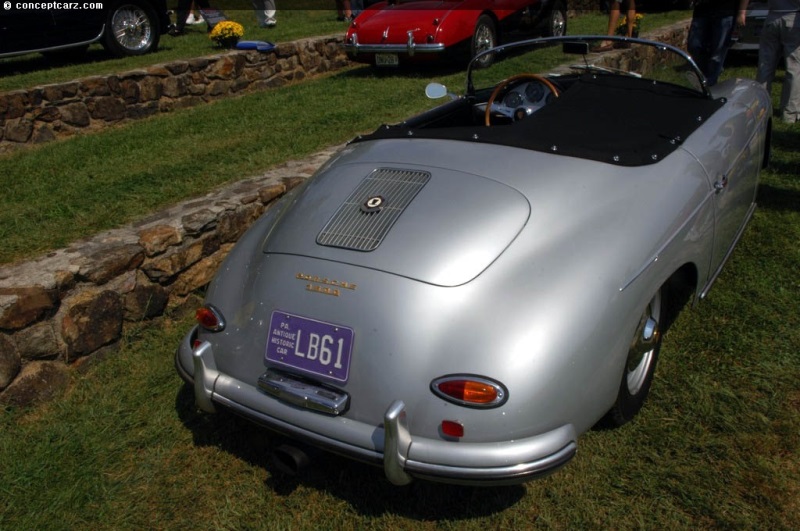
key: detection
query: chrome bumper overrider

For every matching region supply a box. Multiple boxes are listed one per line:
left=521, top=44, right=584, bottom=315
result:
left=176, top=331, right=577, bottom=486
left=344, top=32, right=445, bottom=57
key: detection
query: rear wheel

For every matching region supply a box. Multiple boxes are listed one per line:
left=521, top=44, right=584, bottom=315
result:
left=470, top=15, right=497, bottom=68
left=103, top=0, right=161, bottom=57
left=600, top=288, right=663, bottom=428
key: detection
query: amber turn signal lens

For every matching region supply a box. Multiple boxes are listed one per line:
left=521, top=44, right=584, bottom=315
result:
left=431, top=375, right=508, bottom=408
left=438, top=380, right=497, bottom=403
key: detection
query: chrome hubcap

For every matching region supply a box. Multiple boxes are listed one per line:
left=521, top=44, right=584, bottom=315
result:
left=475, top=25, right=494, bottom=54
left=112, top=6, right=152, bottom=51
left=626, top=291, right=661, bottom=395
left=551, top=13, right=566, bottom=37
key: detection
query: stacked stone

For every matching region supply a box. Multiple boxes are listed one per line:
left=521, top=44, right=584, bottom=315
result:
left=0, top=146, right=340, bottom=407
left=0, top=35, right=349, bottom=153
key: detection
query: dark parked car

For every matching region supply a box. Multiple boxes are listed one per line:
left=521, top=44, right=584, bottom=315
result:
left=0, top=0, right=171, bottom=59
left=731, top=1, right=768, bottom=53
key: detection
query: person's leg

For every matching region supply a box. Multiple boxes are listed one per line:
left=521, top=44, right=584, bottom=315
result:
left=351, top=0, right=363, bottom=18
left=625, top=0, right=636, bottom=37
left=756, top=16, right=783, bottom=98
left=687, top=14, right=711, bottom=79
left=779, top=12, right=800, bottom=123
left=172, top=0, right=193, bottom=34
left=252, top=0, right=268, bottom=27
left=606, top=1, right=621, bottom=37
left=592, top=0, right=620, bottom=50
left=705, top=13, right=734, bottom=85
left=265, top=0, right=276, bottom=20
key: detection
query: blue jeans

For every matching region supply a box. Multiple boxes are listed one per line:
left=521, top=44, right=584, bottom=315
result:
left=687, top=13, right=735, bottom=86
left=757, top=11, right=800, bottom=124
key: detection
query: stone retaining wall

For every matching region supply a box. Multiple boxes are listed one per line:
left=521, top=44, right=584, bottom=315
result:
left=0, top=146, right=341, bottom=407
left=0, top=35, right=349, bottom=153
left=0, top=21, right=690, bottom=409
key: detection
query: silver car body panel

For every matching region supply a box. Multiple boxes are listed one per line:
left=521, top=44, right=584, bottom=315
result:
left=176, top=37, right=771, bottom=485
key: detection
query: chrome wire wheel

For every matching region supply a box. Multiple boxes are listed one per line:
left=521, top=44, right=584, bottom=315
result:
left=549, top=9, right=566, bottom=37
left=474, top=22, right=495, bottom=56
left=471, top=15, right=496, bottom=68
left=112, top=5, right=152, bottom=52
left=625, top=290, right=661, bottom=396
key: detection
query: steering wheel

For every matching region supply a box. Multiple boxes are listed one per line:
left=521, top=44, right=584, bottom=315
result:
left=484, top=73, right=560, bottom=126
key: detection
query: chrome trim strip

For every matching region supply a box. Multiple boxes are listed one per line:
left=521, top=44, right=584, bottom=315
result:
left=700, top=201, right=757, bottom=299
left=620, top=189, right=716, bottom=292
left=405, top=441, right=577, bottom=485
left=0, top=26, right=105, bottom=59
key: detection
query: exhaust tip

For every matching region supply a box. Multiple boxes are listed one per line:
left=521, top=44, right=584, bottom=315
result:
left=272, top=444, right=311, bottom=476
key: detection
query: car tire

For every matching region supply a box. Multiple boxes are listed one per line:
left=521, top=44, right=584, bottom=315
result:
left=103, top=0, right=161, bottom=57
left=543, top=0, right=567, bottom=37
left=599, top=288, right=664, bottom=428
left=470, top=15, right=497, bottom=69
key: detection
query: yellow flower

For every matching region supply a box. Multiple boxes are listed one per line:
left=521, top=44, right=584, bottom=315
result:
left=209, top=21, right=245, bottom=45
left=616, top=13, right=644, bottom=36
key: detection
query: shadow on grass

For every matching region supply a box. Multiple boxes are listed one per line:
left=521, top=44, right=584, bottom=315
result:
left=174, top=383, right=525, bottom=519
left=757, top=183, right=800, bottom=213
left=0, top=47, right=116, bottom=76
left=341, top=58, right=468, bottom=81
left=771, top=127, right=800, bottom=159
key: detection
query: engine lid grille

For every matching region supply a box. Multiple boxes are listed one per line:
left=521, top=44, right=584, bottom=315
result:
left=317, top=168, right=430, bottom=251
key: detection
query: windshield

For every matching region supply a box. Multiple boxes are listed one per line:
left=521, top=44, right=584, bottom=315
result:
left=467, top=36, right=709, bottom=99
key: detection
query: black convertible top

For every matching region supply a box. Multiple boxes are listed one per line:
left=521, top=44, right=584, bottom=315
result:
left=356, top=74, right=725, bottom=167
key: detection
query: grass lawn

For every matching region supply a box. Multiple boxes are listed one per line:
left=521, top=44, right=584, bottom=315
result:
left=0, top=10, right=692, bottom=265
left=0, top=114, right=797, bottom=530
left=1, top=10, right=798, bottom=528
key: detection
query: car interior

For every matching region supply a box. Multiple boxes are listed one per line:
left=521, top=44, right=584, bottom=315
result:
left=357, top=43, right=726, bottom=167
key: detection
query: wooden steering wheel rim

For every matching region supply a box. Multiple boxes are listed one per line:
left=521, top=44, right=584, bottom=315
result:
left=484, top=73, right=560, bottom=127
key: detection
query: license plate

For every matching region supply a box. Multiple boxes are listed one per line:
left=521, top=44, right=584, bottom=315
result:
left=375, top=53, right=399, bottom=67
left=265, top=311, right=354, bottom=382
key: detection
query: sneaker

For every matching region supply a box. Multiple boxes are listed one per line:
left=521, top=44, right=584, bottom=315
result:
left=265, top=17, right=277, bottom=27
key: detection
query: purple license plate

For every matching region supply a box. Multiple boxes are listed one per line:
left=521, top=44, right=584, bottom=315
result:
left=265, top=311, right=354, bottom=382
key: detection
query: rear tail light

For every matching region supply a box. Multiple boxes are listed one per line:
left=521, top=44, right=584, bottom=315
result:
left=430, top=375, right=508, bottom=408
left=195, top=305, right=226, bottom=332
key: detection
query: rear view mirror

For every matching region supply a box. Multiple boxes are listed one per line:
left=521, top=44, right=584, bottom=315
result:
left=562, top=41, right=589, bottom=55
left=425, top=83, right=448, bottom=99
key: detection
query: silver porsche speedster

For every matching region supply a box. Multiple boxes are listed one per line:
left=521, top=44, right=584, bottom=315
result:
left=176, top=36, right=771, bottom=486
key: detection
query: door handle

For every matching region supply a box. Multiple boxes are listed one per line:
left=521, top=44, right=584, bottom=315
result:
left=714, top=174, right=729, bottom=192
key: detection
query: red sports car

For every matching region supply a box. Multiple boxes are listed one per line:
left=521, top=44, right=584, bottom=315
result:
left=344, top=0, right=567, bottom=67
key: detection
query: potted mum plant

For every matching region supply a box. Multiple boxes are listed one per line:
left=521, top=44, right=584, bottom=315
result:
left=209, top=21, right=244, bottom=49
left=616, top=13, right=644, bottom=38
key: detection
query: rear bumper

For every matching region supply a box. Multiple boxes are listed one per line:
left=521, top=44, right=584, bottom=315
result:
left=176, top=328, right=577, bottom=486
left=344, top=32, right=446, bottom=57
